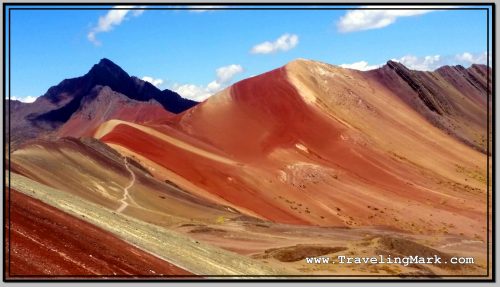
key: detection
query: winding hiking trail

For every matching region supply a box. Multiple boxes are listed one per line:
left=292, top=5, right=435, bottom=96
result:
left=117, top=157, right=135, bottom=213
left=10, top=173, right=286, bottom=276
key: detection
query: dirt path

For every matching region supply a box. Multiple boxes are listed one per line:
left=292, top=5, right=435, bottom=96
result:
left=438, top=240, right=483, bottom=249
left=116, top=157, right=135, bottom=213
left=10, top=173, right=287, bottom=276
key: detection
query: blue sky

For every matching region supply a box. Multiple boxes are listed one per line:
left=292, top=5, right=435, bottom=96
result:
left=6, top=5, right=493, bottom=102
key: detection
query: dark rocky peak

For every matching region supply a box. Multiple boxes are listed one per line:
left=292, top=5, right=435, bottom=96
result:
left=96, top=58, right=125, bottom=71
left=87, top=58, right=131, bottom=85
left=32, top=58, right=197, bottom=126
left=41, top=57, right=130, bottom=107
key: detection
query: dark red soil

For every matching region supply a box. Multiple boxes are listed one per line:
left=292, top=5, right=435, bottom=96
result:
left=100, top=124, right=309, bottom=225
left=5, top=189, right=193, bottom=278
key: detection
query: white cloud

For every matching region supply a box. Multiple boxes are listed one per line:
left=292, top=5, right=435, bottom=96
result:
left=393, top=52, right=490, bottom=70
left=393, top=54, right=442, bottom=71
left=142, top=76, right=164, bottom=87
left=251, top=34, right=299, bottom=54
left=171, top=84, right=211, bottom=101
left=339, top=61, right=381, bottom=71
left=456, top=52, right=475, bottom=63
left=215, top=64, right=244, bottom=84
left=337, top=7, right=434, bottom=33
left=172, top=64, right=244, bottom=101
left=455, top=51, right=490, bottom=65
left=339, top=51, right=489, bottom=72
left=11, top=95, right=37, bottom=103
left=206, top=80, right=221, bottom=92
left=88, top=6, right=145, bottom=45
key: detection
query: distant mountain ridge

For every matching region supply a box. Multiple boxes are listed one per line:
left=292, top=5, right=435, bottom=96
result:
left=368, top=60, right=491, bottom=154
left=7, top=58, right=197, bottom=149
left=7, top=58, right=490, bottom=152
left=34, top=58, right=196, bottom=124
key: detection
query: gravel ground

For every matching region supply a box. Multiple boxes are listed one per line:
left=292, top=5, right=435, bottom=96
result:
left=9, top=172, right=289, bottom=276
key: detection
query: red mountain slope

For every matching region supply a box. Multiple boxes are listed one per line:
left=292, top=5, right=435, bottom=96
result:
left=96, top=59, right=488, bottom=240
left=6, top=190, right=193, bottom=277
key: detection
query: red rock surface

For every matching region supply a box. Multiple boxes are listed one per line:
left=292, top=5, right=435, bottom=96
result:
left=5, top=189, right=193, bottom=277
left=97, top=60, right=488, bottom=240
left=100, top=123, right=308, bottom=225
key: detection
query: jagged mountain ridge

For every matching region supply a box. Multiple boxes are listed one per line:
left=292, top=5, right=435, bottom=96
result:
left=367, top=60, right=491, bottom=154
left=7, top=58, right=197, bottom=149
